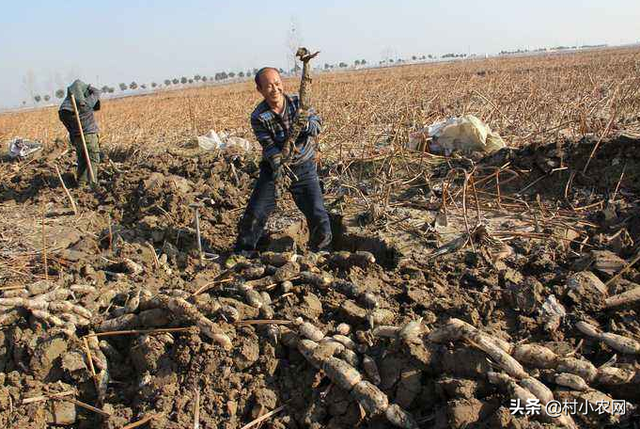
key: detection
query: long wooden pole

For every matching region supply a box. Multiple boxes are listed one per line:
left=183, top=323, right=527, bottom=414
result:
left=53, top=164, right=78, bottom=215
left=70, top=94, right=96, bottom=183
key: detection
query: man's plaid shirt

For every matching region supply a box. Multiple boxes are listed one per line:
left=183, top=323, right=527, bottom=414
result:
left=250, top=94, right=322, bottom=165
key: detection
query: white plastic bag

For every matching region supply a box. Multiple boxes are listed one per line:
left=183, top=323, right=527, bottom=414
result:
left=197, top=130, right=223, bottom=151
left=8, top=138, right=43, bottom=159
left=197, top=129, right=254, bottom=152
left=408, top=115, right=506, bottom=155
left=224, top=136, right=253, bottom=151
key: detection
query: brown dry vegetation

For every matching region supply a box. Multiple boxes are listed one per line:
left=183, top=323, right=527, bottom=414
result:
left=2, top=47, right=639, bottom=159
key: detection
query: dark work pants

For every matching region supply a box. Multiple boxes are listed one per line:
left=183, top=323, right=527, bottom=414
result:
left=235, top=160, right=332, bottom=251
left=71, top=133, right=100, bottom=184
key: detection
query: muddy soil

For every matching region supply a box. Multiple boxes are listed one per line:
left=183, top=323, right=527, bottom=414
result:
left=0, top=135, right=639, bottom=428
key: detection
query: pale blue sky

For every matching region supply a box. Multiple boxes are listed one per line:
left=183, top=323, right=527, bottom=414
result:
left=1, top=0, right=638, bottom=108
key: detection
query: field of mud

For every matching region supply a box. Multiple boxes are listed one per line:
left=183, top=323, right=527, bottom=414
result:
left=0, top=133, right=639, bottom=428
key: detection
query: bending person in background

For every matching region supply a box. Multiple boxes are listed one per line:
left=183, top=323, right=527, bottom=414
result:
left=58, top=80, right=101, bottom=186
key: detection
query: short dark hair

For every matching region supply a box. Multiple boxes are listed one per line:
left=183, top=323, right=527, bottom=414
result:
left=255, top=67, right=280, bottom=88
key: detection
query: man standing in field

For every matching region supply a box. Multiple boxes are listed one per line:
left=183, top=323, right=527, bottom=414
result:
left=234, top=67, right=332, bottom=252
left=58, top=79, right=101, bottom=186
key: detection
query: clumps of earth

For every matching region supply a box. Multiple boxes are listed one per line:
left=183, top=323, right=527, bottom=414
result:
left=0, top=135, right=639, bottom=428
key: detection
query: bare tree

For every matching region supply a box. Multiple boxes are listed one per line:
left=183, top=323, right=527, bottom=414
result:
left=380, top=47, right=394, bottom=65
left=285, top=17, right=303, bottom=74
left=22, top=70, right=37, bottom=105
left=45, top=73, right=56, bottom=100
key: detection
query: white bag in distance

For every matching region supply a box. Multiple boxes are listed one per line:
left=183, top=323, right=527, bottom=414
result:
left=8, top=138, right=43, bottom=159
left=197, top=129, right=253, bottom=152
left=197, top=129, right=224, bottom=151
left=408, top=115, right=506, bottom=156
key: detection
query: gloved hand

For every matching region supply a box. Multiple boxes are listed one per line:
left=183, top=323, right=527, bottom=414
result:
left=295, top=109, right=309, bottom=129
left=267, top=153, right=282, bottom=181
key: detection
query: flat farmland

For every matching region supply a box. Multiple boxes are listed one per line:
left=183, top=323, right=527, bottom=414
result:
left=2, top=47, right=639, bottom=159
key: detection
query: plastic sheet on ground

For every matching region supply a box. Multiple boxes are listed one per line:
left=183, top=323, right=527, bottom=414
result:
left=7, top=138, right=43, bottom=159
left=197, top=129, right=254, bottom=152
left=407, top=115, right=506, bottom=156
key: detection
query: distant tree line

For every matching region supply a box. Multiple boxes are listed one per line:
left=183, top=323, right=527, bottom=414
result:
left=28, top=56, right=438, bottom=104
left=441, top=53, right=467, bottom=59
left=29, top=70, right=259, bottom=104
left=499, top=44, right=608, bottom=56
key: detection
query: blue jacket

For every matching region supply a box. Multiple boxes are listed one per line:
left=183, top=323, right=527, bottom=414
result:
left=250, top=94, right=321, bottom=164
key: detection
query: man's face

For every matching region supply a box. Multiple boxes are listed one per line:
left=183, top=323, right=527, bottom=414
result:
left=257, top=69, right=284, bottom=107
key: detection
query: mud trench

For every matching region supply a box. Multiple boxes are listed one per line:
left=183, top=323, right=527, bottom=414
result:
left=331, top=232, right=401, bottom=271
left=0, top=136, right=639, bottom=428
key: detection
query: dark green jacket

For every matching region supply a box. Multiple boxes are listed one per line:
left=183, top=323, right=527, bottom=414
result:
left=59, top=80, right=101, bottom=136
